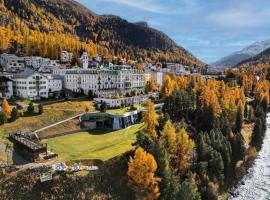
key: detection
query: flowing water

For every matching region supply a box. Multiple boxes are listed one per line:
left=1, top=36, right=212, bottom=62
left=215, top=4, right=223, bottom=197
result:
left=229, top=113, right=270, bottom=200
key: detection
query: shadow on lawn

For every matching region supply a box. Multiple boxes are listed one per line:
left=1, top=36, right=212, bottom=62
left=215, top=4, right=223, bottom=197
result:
left=87, top=129, right=117, bottom=135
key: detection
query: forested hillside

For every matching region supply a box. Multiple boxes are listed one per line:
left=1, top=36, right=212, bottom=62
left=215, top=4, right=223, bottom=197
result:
left=238, top=47, right=270, bottom=68
left=0, top=0, right=204, bottom=66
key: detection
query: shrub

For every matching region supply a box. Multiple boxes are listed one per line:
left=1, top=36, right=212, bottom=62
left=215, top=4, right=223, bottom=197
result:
left=0, top=112, right=7, bottom=125
left=27, top=102, right=35, bottom=114
left=38, top=104, right=43, bottom=114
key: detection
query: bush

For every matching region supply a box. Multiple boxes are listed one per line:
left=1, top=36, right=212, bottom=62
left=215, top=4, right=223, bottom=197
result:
left=38, top=104, right=43, bottom=114
left=100, top=102, right=107, bottom=112
left=27, top=102, right=35, bottom=114
left=10, top=107, right=19, bottom=122
left=130, top=105, right=137, bottom=111
left=0, top=112, right=7, bottom=125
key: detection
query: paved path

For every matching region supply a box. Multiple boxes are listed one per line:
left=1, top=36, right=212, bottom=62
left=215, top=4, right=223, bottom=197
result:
left=35, top=113, right=84, bottom=133
left=35, top=111, right=99, bottom=133
left=44, top=108, right=86, bottom=112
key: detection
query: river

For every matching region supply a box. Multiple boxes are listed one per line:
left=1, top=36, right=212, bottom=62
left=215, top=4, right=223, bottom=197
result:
left=229, top=113, right=270, bottom=200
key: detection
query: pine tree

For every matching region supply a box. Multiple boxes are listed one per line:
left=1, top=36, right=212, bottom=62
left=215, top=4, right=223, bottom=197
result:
left=134, top=131, right=155, bottom=153
left=152, top=141, right=179, bottom=200
left=127, top=147, right=161, bottom=200
left=231, top=132, right=246, bottom=163
left=178, top=173, right=201, bottom=200
left=234, top=104, right=243, bottom=133
left=2, top=98, right=11, bottom=116
left=250, top=118, right=263, bottom=150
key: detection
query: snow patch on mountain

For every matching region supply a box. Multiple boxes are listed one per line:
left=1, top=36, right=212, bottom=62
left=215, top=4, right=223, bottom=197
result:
left=211, top=39, right=270, bottom=68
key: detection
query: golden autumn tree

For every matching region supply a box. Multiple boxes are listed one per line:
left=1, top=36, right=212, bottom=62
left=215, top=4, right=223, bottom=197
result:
left=160, top=120, right=177, bottom=155
left=200, top=85, right=221, bottom=117
left=177, top=76, right=188, bottom=90
left=162, top=75, right=175, bottom=97
left=127, top=147, right=161, bottom=200
left=255, top=80, right=270, bottom=105
left=136, top=63, right=143, bottom=71
left=103, top=47, right=109, bottom=58
left=2, top=98, right=11, bottom=116
left=149, top=73, right=156, bottom=92
left=144, top=100, right=159, bottom=139
left=176, top=128, right=195, bottom=175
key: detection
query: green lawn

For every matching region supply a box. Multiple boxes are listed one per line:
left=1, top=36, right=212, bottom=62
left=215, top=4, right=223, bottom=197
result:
left=0, top=110, right=77, bottom=139
left=44, top=123, right=143, bottom=161
left=108, top=104, right=144, bottom=115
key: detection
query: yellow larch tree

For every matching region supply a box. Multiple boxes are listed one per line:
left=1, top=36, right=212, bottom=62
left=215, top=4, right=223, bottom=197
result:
left=160, top=120, right=177, bottom=155
left=200, top=85, right=221, bottom=117
left=144, top=100, right=159, bottom=139
left=103, top=47, right=109, bottom=58
left=176, top=128, right=195, bottom=175
left=149, top=73, right=156, bottom=92
left=162, top=75, right=175, bottom=98
left=255, top=80, right=270, bottom=105
left=177, top=76, right=188, bottom=90
left=136, top=63, right=143, bottom=71
left=127, top=147, right=161, bottom=200
left=2, top=98, right=12, bottom=116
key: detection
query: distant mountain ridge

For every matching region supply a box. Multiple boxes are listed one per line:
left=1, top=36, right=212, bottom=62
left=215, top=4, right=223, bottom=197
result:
left=0, top=0, right=204, bottom=66
left=211, top=39, right=270, bottom=68
left=237, top=47, right=270, bottom=67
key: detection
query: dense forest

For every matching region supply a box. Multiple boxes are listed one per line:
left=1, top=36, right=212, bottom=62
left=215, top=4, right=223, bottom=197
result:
left=0, top=0, right=204, bottom=66
left=129, top=66, right=269, bottom=199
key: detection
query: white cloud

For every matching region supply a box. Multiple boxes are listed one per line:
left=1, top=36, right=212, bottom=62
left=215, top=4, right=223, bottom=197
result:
left=91, top=0, right=201, bottom=15
left=208, top=6, right=270, bottom=28
left=92, top=0, right=167, bottom=13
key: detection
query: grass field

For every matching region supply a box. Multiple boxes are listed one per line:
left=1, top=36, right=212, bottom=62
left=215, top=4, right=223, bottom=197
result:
left=44, top=99, right=95, bottom=112
left=44, top=123, right=143, bottom=161
left=108, top=104, right=144, bottom=115
left=0, top=100, right=95, bottom=139
left=0, top=110, right=77, bottom=139
left=38, top=118, right=81, bottom=139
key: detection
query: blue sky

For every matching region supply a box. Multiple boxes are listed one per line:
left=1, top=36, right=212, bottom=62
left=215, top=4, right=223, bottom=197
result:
left=77, top=0, right=270, bottom=63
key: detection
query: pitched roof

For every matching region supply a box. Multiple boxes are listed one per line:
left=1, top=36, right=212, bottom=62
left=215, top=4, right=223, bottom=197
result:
left=12, top=70, right=37, bottom=79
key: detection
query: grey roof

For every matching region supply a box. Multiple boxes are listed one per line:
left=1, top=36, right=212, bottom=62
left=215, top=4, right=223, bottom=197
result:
left=12, top=70, right=37, bottom=79
left=52, top=74, right=64, bottom=80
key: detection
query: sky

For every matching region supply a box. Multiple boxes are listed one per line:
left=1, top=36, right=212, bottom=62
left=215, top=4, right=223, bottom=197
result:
left=76, top=0, right=270, bottom=64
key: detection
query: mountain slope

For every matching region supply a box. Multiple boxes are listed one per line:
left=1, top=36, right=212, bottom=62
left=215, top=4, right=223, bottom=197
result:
left=0, top=0, right=204, bottom=66
left=237, top=47, right=270, bottom=67
left=212, top=40, right=270, bottom=68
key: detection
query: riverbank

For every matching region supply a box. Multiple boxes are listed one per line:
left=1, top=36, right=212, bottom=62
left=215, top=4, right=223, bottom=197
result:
left=229, top=113, right=270, bottom=199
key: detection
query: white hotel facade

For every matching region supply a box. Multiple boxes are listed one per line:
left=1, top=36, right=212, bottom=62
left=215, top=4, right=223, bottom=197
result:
left=64, top=65, right=145, bottom=98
